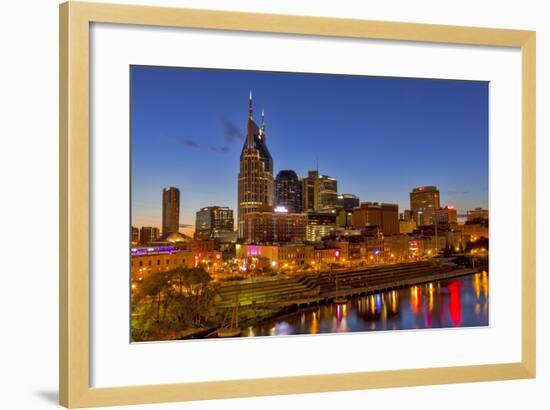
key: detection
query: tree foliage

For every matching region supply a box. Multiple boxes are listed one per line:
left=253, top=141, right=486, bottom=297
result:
left=132, top=266, right=216, bottom=341
left=465, top=236, right=489, bottom=252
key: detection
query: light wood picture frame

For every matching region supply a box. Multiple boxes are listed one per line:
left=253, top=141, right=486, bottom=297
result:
left=59, top=1, right=536, bottom=407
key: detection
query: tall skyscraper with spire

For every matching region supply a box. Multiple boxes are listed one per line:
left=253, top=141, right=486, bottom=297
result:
left=237, top=91, right=274, bottom=238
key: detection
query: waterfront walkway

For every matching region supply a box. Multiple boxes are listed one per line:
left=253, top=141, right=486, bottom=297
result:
left=215, top=261, right=480, bottom=309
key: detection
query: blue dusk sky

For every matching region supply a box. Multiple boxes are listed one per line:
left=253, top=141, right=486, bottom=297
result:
left=131, top=66, right=488, bottom=235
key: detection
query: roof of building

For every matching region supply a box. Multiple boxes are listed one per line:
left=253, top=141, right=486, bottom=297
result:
left=159, top=231, right=192, bottom=243
left=276, top=169, right=299, bottom=179
left=241, top=119, right=273, bottom=170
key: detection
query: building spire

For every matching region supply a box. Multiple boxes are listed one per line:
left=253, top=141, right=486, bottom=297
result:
left=248, top=90, right=253, bottom=121
left=246, top=90, right=254, bottom=148
left=261, top=108, right=265, bottom=131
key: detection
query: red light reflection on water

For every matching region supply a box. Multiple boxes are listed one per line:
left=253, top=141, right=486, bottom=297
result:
left=411, top=286, right=421, bottom=313
left=447, top=280, right=462, bottom=325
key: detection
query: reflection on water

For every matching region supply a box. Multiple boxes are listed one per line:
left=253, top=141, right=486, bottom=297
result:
left=246, top=272, right=489, bottom=337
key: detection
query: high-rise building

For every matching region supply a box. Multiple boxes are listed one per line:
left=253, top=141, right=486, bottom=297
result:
left=306, top=212, right=337, bottom=242
left=131, top=226, right=139, bottom=244
left=275, top=170, right=302, bottom=213
left=301, top=170, right=320, bottom=211
left=194, top=206, right=234, bottom=241
left=401, top=209, right=413, bottom=221
left=352, top=202, right=399, bottom=235
left=238, top=92, right=274, bottom=238
left=462, top=219, right=489, bottom=242
left=335, top=208, right=354, bottom=229
left=337, top=193, right=360, bottom=211
left=162, top=187, right=180, bottom=235
left=334, top=194, right=359, bottom=229
left=399, top=219, right=417, bottom=234
left=434, top=205, right=458, bottom=225
left=243, top=207, right=307, bottom=244
left=139, top=226, right=160, bottom=245
left=467, top=207, right=489, bottom=222
left=318, top=175, right=338, bottom=210
left=410, top=186, right=440, bottom=226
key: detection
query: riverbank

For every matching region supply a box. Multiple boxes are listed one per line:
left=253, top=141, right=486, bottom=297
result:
left=320, top=266, right=480, bottom=300
left=214, top=261, right=485, bottom=310
left=249, top=268, right=485, bottom=329
left=246, top=271, right=489, bottom=337
left=175, top=305, right=297, bottom=340
left=208, top=262, right=488, bottom=337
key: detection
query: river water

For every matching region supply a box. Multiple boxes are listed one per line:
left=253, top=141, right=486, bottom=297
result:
left=245, top=271, right=489, bottom=337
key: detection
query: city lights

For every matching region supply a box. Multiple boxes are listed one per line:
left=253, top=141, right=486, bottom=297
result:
left=130, top=71, right=489, bottom=341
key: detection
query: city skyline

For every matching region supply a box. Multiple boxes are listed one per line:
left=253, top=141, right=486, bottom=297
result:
left=131, top=66, right=489, bottom=236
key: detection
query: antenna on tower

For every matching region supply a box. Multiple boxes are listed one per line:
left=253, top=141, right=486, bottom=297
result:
left=248, top=90, right=253, bottom=120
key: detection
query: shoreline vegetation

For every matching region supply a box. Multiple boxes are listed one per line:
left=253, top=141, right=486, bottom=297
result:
left=131, top=255, right=488, bottom=342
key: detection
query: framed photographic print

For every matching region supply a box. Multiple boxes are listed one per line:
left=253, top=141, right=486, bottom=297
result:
left=59, top=1, right=536, bottom=408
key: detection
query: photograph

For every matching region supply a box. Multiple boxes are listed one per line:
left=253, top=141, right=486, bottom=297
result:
left=0, top=0, right=541, bottom=408
left=130, top=66, right=489, bottom=342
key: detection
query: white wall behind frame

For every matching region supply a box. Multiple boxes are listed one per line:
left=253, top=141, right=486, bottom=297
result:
left=0, top=1, right=547, bottom=410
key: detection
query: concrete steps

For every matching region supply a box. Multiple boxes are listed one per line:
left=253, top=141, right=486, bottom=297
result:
left=215, top=262, right=464, bottom=309
left=215, top=275, right=319, bottom=308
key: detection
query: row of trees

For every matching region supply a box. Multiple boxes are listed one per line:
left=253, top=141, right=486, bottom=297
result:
left=131, top=266, right=218, bottom=341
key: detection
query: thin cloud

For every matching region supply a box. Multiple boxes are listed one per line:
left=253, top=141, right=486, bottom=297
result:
left=167, top=137, right=231, bottom=154
left=209, top=146, right=231, bottom=154
left=166, top=123, right=239, bottom=154
left=447, top=190, right=471, bottom=195
left=223, top=120, right=244, bottom=144
left=175, top=138, right=201, bottom=149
